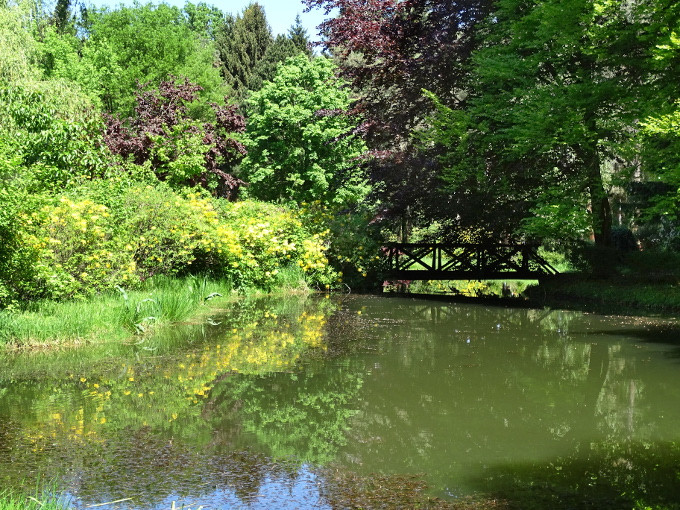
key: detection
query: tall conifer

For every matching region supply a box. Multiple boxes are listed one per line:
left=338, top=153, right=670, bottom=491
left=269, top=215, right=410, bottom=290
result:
left=216, top=2, right=272, bottom=102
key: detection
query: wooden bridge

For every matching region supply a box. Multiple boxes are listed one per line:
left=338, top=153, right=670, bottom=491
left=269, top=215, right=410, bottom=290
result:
left=383, top=243, right=559, bottom=281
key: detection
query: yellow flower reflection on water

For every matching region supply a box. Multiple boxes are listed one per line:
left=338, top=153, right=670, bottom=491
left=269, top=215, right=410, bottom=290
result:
left=15, top=299, right=333, bottom=451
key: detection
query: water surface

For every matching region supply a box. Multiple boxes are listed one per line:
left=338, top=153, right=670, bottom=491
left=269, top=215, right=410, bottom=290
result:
left=1, top=294, right=679, bottom=508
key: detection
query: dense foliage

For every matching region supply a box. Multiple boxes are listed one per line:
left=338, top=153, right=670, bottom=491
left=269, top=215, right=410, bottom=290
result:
left=103, top=78, right=246, bottom=197
left=304, top=0, right=493, bottom=237
left=41, top=2, right=228, bottom=115
left=3, top=0, right=680, bottom=310
left=0, top=179, right=337, bottom=307
left=420, top=0, right=657, bottom=245
left=216, top=4, right=312, bottom=103
left=0, top=0, right=343, bottom=309
left=306, top=0, right=680, bottom=252
left=240, top=55, right=368, bottom=206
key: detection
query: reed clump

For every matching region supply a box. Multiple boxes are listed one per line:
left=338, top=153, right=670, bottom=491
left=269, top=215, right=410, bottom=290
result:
left=0, top=275, right=230, bottom=348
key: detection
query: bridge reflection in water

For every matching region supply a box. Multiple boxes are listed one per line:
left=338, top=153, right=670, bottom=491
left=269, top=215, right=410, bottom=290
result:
left=384, top=243, right=559, bottom=281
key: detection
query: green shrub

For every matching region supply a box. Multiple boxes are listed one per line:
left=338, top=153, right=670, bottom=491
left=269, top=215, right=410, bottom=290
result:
left=20, top=195, right=136, bottom=300
left=298, top=201, right=382, bottom=290
left=1, top=176, right=338, bottom=307
left=113, top=186, right=212, bottom=280
left=611, top=225, right=638, bottom=252
left=205, top=199, right=338, bottom=289
left=565, top=242, right=621, bottom=275
left=0, top=185, right=42, bottom=308
left=0, top=85, right=110, bottom=191
left=620, top=249, right=680, bottom=277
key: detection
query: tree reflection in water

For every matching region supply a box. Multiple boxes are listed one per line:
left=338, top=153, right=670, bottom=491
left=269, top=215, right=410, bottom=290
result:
left=0, top=295, right=679, bottom=509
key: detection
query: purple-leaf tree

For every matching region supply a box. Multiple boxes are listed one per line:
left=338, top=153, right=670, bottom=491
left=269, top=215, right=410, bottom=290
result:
left=104, top=77, right=246, bottom=199
left=304, top=0, right=492, bottom=238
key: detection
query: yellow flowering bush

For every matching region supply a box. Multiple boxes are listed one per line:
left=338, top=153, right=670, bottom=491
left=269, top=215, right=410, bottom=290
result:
left=21, top=197, right=135, bottom=299
left=0, top=184, right=44, bottom=307
left=1, top=179, right=339, bottom=305
left=203, top=200, right=338, bottom=289
left=113, top=186, right=212, bottom=280
left=299, top=201, right=382, bottom=288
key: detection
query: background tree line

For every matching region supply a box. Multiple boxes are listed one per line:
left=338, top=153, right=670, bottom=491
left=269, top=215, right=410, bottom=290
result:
left=305, top=0, right=680, bottom=256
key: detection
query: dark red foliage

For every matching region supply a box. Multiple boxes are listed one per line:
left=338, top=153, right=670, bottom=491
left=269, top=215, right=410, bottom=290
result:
left=305, top=0, right=489, bottom=141
left=104, top=78, right=246, bottom=199
left=304, top=0, right=492, bottom=225
left=197, top=102, right=247, bottom=197
left=104, top=78, right=201, bottom=165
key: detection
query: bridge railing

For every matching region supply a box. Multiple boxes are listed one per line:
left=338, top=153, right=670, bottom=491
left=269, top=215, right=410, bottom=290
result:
left=383, top=243, right=559, bottom=280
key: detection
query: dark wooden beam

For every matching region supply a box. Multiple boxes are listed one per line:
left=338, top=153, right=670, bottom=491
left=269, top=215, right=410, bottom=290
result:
left=383, top=242, right=559, bottom=281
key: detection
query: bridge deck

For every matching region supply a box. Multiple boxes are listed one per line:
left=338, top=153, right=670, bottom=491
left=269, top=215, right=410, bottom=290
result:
left=384, top=243, right=559, bottom=281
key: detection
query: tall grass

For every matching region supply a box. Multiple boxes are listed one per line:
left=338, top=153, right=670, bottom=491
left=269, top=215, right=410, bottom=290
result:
left=115, top=275, right=226, bottom=333
left=0, top=276, right=232, bottom=348
left=0, top=487, right=71, bottom=510
left=0, top=490, right=205, bottom=510
left=272, top=265, right=310, bottom=292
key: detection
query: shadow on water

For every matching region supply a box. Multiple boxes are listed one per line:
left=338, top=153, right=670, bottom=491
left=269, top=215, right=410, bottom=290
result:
left=463, top=441, right=680, bottom=510
left=577, top=322, right=680, bottom=360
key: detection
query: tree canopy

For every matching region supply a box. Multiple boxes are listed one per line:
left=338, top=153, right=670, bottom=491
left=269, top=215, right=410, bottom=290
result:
left=240, top=55, right=368, bottom=206
left=306, top=0, right=680, bottom=248
left=304, top=0, right=493, bottom=236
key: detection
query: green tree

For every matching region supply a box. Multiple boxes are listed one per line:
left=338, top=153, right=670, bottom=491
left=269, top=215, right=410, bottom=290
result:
left=423, top=0, right=656, bottom=246
left=248, top=16, right=313, bottom=92
left=240, top=55, right=368, bottom=206
left=82, top=3, right=227, bottom=115
left=637, top=0, right=680, bottom=220
left=288, top=14, right=311, bottom=56
left=0, top=84, right=110, bottom=190
left=253, top=15, right=312, bottom=87
left=36, top=25, right=108, bottom=108
left=183, top=1, right=224, bottom=38
left=249, top=34, right=295, bottom=90
left=51, top=0, right=72, bottom=34
left=249, top=38, right=300, bottom=92
left=0, top=0, right=41, bottom=83
left=215, top=2, right=272, bottom=103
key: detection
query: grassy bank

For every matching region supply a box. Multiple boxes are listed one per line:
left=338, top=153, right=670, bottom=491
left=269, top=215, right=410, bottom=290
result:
left=0, top=274, right=309, bottom=349
left=0, top=487, right=70, bottom=510
left=0, top=492, right=205, bottom=510
left=527, top=276, right=680, bottom=315
left=525, top=249, right=680, bottom=315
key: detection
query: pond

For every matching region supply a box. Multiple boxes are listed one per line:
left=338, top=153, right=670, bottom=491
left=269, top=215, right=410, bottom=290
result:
left=1, top=294, right=680, bottom=509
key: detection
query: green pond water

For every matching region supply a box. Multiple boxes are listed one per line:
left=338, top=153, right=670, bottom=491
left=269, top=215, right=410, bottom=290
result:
left=1, top=294, right=680, bottom=509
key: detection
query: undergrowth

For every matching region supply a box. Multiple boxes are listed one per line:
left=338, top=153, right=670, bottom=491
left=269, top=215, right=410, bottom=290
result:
left=0, top=275, right=232, bottom=348
left=0, top=486, right=70, bottom=510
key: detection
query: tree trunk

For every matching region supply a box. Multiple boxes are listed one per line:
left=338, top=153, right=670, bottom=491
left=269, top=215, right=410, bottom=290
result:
left=589, top=166, right=612, bottom=247
left=582, top=144, right=612, bottom=247
left=400, top=205, right=411, bottom=243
